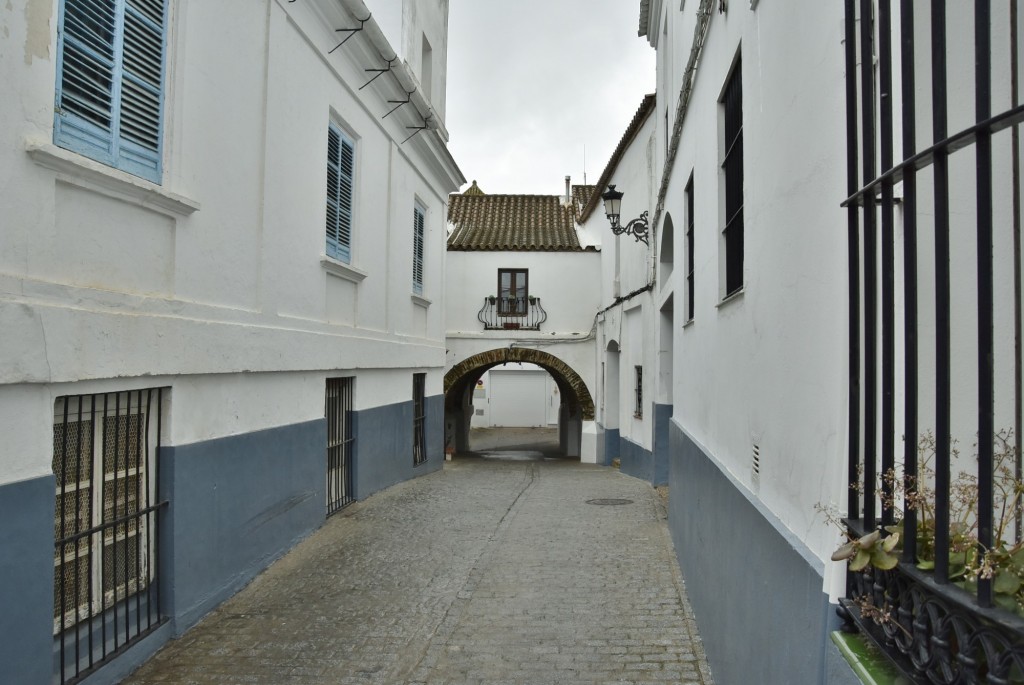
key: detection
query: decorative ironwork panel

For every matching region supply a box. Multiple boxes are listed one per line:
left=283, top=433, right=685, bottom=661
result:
left=477, top=296, right=548, bottom=331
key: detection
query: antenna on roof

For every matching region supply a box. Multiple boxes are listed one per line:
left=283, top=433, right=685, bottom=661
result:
left=583, top=144, right=587, bottom=185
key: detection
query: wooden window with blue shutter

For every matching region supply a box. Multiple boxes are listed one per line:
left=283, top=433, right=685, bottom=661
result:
left=54, top=0, right=168, bottom=184
left=412, top=202, right=425, bottom=294
left=326, top=122, right=355, bottom=264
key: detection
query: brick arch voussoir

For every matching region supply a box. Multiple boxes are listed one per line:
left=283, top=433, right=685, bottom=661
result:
left=444, top=348, right=595, bottom=420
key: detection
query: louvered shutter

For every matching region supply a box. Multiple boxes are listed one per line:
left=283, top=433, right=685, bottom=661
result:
left=412, top=203, right=425, bottom=294
left=55, top=0, right=119, bottom=164
left=54, top=0, right=167, bottom=183
left=117, top=0, right=166, bottom=181
left=326, top=123, right=355, bottom=263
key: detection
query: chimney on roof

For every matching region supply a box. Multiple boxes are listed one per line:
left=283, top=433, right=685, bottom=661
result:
left=564, top=176, right=571, bottom=206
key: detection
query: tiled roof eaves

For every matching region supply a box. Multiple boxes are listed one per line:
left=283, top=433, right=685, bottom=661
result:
left=446, top=193, right=583, bottom=251
left=579, top=93, right=657, bottom=223
left=639, top=0, right=651, bottom=37
left=447, top=245, right=583, bottom=252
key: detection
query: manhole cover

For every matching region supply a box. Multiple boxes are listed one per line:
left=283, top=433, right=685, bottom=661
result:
left=586, top=498, right=634, bottom=506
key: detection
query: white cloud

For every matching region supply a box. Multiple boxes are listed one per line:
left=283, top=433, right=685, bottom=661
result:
left=446, top=0, right=656, bottom=195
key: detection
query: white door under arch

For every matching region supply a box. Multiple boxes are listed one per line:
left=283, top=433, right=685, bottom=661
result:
left=489, top=369, right=548, bottom=427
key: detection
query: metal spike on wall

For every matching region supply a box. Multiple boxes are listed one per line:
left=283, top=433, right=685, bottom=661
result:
left=329, top=16, right=370, bottom=54
left=402, top=115, right=430, bottom=144
left=360, top=57, right=395, bottom=90
left=384, top=90, right=414, bottom=119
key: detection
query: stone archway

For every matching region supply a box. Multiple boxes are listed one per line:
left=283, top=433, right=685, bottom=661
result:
left=444, top=347, right=595, bottom=457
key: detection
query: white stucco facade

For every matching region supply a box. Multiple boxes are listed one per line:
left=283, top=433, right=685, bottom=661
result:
left=0, top=1, right=463, bottom=682
left=1, top=0, right=462, bottom=483
left=444, top=247, right=601, bottom=461
left=606, top=2, right=1023, bottom=683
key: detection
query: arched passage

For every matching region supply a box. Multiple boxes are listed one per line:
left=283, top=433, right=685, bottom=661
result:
left=445, top=348, right=595, bottom=457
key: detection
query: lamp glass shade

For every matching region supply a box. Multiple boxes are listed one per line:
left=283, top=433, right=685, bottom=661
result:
left=601, top=184, right=623, bottom=220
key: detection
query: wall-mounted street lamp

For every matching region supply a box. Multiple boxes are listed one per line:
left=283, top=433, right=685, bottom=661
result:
left=601, top=185, right=650, bottom=245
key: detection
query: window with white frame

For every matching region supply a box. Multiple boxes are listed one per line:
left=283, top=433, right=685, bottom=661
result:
left=413, top=201, right=426, bottom=294
left=54, top=0, right=169, bottom=184
left=326, top=121, right=355, bottom=263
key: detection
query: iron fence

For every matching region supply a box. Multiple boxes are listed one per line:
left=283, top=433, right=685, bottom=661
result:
left=842, top=1, right=1024, bottom=680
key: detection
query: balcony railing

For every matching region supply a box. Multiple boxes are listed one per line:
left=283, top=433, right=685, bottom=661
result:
left=477, top=296, right=547, bottom=331
left=842, top=2, right=1024, bottom=682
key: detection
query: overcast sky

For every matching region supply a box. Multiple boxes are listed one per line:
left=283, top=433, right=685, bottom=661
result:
left=444, top=1, right=656, bottom=196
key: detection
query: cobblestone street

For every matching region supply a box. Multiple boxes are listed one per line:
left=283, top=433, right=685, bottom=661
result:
left=124, top=430, right=712, bottom=685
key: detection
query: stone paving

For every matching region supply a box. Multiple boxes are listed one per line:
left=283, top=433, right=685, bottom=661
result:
left=123, top=430, right=713, bottom=685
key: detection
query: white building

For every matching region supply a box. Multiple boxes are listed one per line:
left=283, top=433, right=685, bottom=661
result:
left=0, top=1, right=462, bottom=683
left=591, top=1, right=1024, bottom=684
left=444, top=180, right=601, bottom=460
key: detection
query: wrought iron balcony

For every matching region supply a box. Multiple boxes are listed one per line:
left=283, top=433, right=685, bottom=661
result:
left=477, top=296, right=547, bottom=331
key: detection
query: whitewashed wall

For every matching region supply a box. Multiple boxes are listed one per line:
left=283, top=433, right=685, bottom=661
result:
left=0, top=0, right=462, bottom=484
left=584, top=110, right=658, bottom=451
left=654, top=1, right=851, bottom=579
left=445, top=250, right=600, bottom=334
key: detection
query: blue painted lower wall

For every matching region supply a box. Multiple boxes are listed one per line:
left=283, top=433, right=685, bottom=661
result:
left=668, top=421, right=835, bottom=685
left=618, top=436, right=653, bottom=483
left=1, top=392, right=453, bottom=685
left=617, top=404, right=673, bottom=485
left=602, top=428, right=619, bottom=466
left=0, top=475, right=56, bottom=685
left=163, top=418, right=326, bottom=632
left=652, top=403, right=671, bottom=485
left=353, top=394, right=443, bottom=500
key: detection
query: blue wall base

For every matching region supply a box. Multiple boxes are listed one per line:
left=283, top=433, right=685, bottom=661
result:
left=602, top=428, right=619, bottom=467
left=162, top=419, right=326, bottom=633
left=669, top=421, right=832, bottom=685
left=618, top=436, right=654, bottom=483
left=353, top=394, right=443, bottom=500
left=0, top=474, right=56, bottom=685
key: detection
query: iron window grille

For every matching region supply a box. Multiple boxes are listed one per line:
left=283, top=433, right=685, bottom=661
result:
left=326, top=378, right=355, bottom=515
left=497, top=269, right=529, bottom=316
left=721, top=56, right=744, bottom=298
left=52, top=389, right=167, bottom=685
left=842, top=1, right=1024, bottom=681
left=413, top=373, right=427, bottom=466
left=54, top=0, right=168, bottom=183
left=326, top=121, right=355, bottom=263
left=634, top=366, right=643, bottom=419
left=686, top=173, right=696, bottom=321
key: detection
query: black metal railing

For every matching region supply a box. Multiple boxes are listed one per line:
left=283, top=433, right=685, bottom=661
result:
left=477, top=296, right=547, bottom=330
left=842, top=1, right=1024, bottom=681
left=326, top=378, right=355, bottom=515
left=53, top=389, right=167, bottom=685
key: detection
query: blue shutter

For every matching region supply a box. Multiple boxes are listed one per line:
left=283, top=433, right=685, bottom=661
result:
left=326, top=123, right=354, bottom=263
left=117, top=0, right=166, bottom=181
left=412, top=203, right=425, bottom=294
left=54, top=0, right=167, bottom=183
left=55, top=0, right=119, bottom=164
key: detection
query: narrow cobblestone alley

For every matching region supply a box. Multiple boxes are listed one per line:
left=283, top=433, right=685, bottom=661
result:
left=123, top=434, right=712, bottom=685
